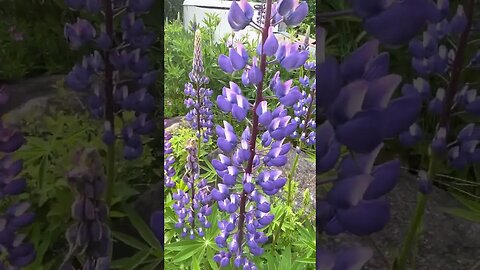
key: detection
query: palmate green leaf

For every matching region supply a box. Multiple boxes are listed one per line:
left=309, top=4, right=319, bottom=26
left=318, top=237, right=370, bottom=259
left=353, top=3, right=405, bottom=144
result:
left=122, top=204, right=163, bottom=250
left=113, top=230, right=149, bottom=250
left=207, top=248, right=220, bottom=270
left=140, top=260, right=162, bottom=270
left=172, top=243, right=204, bottom=263
left=280, top=245, right=292, bottom=267
left=296, top=257, right=316, bottom=264
left=192, top=254, right=201, bottom=270
left=111, top=249, right=151, bottom=270
left=442, top=207, right=480, bottom=223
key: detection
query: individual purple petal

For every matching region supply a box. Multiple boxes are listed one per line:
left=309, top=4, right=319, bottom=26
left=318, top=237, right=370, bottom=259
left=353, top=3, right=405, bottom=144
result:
left=335, top=109, right=385, bottom=153
left=327, top=174, right=374, bottom=208
left=318, top=56, right=342, bottom=110
left=262, top=27, right=279, bottom=56
left=229, top=48, right=246, bottom=70
left=340, top=40, right=379, bottom=83
left=450, top=5, right=467, bottom=34
left=363, top=159, right=400, bottom=200
left=336, top=199, right=390, bottom=235
left=362, top=74, right=401, bottom=109
left=228, top=0, right=253, bottom=31
left=363, top=52, right=390, bottom=80
left=284, top=1, right=308, bottom=26
left=318, top=141, right=341, bottom=174
left=218, top=55, right=234, bottom=73
left=383, top=94, right=422, bottom=138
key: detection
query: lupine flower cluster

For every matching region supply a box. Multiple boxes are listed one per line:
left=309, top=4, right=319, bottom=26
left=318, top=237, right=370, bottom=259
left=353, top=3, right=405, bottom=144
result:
left=0, top=88, right=36, bottom=268
left=317, top=28, right=421, bottom=266
left=401, top=0, right=480, bottom=171
left=171, top=140, right=213, bottom=239
left=184, top=29, right=214, bottom=142
left=292, top=61, right=316, bottom=146
left=164, top=128, right=176, bottom=188
left=63, top=0, right=157, bottom=160
left=165, top=27, right=216, bottom=240
left=210, top=0, right=310, bottom=268
left=60, top=148, right=110, bottom=270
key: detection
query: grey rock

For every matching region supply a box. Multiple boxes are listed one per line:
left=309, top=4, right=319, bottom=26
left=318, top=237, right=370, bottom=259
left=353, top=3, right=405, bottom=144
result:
left=0, top=75, right=64, bottom=115
left=165, top=116, right=188, bottom=133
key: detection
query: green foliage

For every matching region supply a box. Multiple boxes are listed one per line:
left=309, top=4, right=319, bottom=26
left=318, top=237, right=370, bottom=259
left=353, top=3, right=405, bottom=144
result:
left=164, top=13, right=230, bottom=117
left=442, top=193, right=480, bottom=223
left=111, top=205, right=163, bottom=270
left=0, top=0, right=79, bottom=80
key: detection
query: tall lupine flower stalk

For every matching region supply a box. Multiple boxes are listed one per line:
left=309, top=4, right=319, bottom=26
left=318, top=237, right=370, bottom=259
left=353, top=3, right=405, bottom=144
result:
left=211, top=0, right=309, bottom=268
left=0, top=88, right=36, bottom=268
left=185, top=29, right=214, bottom=143
left=164, top=29, right=214, bottom=240
left=171, top=140, right=212, bottom=239
left=60, top=148, right=110, bottom=270
left=393, top=0, right=477, bottom=268
left=63, top=0, right=157, bottom=207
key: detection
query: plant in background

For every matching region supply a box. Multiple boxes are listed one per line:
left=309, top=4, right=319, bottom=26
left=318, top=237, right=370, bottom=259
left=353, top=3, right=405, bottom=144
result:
left=59, top=148, right=110, bottom=270
left=0, top=88, right=36, bottom=269
left=61, top=0, right=157, bottom=267
left=209, top=0, right=312, bottom=268
left=164, top=28, right=214, bottom=242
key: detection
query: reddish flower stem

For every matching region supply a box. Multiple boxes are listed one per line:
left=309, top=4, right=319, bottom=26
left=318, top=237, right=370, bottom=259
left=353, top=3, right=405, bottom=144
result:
left=235, top=0, right=273, bottom=260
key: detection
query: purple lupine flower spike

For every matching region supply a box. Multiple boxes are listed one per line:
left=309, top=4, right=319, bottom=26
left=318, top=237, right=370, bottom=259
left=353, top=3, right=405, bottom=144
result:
left=60, top=148, right=110, bottom=269
left=0, top=91, right=36, bottom=268
left=164, top=128, right=176, bottom=188
left=185, top=30, right=214, bottom=142
left=170, top=140, right=212, bottom=239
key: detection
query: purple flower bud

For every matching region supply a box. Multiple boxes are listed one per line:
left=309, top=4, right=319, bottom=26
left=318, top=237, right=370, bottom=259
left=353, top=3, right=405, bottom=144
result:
left=64, top=18, right=96, bottom=50
left=258, top=27, right=278, bottom=56
left=450, top=5, right=467, bottom=34
left=417, top=170, right=433, bottom=195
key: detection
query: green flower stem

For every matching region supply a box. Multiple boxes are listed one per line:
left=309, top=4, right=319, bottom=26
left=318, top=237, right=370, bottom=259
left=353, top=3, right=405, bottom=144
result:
left=395, top=1, right=475, bottom=268
left=393, top=156, right=435, bottom=270
left=287, top=142, right=301, bottom=207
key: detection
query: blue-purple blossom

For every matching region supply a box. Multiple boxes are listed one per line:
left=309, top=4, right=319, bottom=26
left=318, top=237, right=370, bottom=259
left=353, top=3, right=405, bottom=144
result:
left=210, top=1, right=313, bottom=267
left=228, top=0, right=254, bottom=31
left=164, top=128, right=176, bottom=188
left=0, top=89, right=36, bottom=268
left=60, top=148, right=110, bottom=269
left=185, top=30, right=214, bottom=142
left=171, top=141, right=212, bottom=239
left=64, top=3, right=157, bottom=161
